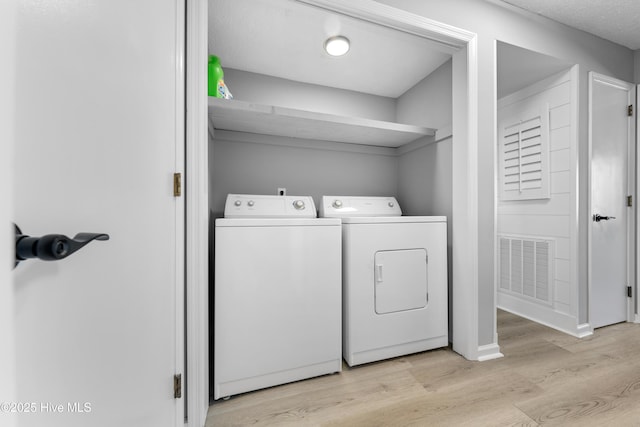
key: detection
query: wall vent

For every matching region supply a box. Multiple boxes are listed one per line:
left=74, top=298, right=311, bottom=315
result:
left=499, top=236, right=552, bottom=304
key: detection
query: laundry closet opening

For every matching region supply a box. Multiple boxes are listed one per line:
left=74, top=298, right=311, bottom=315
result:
left=207, top=0, right=455, bottom=402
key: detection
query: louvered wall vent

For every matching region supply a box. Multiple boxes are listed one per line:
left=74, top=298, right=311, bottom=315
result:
left=499, top=236, right=553, bottom=304
left=498, top=104, right=550, bottom=201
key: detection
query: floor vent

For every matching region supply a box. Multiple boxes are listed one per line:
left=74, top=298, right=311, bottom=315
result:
left=499, top=236, right=552, bottom=304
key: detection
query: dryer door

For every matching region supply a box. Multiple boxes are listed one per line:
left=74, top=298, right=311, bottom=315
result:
left=374, top=249, right=428, bottom=314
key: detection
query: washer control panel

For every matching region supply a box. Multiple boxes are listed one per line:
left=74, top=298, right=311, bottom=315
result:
left=224, top=194, right=317, bottom=218
left=319, top=196, right=402, bottom=218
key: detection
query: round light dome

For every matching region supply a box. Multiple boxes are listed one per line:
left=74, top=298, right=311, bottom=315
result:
left=324, top=36, right=350, bottom=57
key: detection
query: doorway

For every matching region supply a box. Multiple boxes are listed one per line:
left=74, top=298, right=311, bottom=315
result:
left=495, top=41, right=582, bottom=336
left=588, top=72, right=636, bottom=329
left=187, top=0, right=483, bottom=419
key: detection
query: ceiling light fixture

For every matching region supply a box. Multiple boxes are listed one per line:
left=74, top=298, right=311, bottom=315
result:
left=324, top=36, right=350, bottom=57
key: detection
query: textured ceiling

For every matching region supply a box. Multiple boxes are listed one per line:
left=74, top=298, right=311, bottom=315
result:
left=498, top=0, right=640, bottom=50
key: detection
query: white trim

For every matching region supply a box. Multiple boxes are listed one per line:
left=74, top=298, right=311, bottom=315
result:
left=451, top=38, right=483, bottom=360
left=569, top=65, right=581, bottom=328
left=498, top=296, right=589, bottom=337
left=498, top=69, right=572, bottom=110
left=628, top=84, right=637, bottom=322
left=477, top=344, right=504, bottom=362
left=576, top=323, right=594, bottom=338
left=492, top=40, right=500, bottom=363
left=295, top=0, right=473, bottom=51
left=588, top=72, right=636, bottom=328
left=186, top=0, right=209, bottom=426
left=174, top=1, right=186, bottom=425
left=587, top=72, right=593, bottom=329
left=637, top=84, right=640, bottom=320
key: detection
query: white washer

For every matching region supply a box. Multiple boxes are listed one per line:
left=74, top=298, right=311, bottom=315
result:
left=320, top=196, right=448, bottom=366
left=214, top=194, right=342, bottom=400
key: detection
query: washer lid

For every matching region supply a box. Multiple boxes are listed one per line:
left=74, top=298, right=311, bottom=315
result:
left=319, top=196, right=402, bottom=218
left=224, top=194, right=317, bottom=218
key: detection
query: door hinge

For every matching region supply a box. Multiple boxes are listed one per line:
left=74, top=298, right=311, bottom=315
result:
left=627, top=286, right=633, bottom=298
left=173, top=173, right=182, bottom=197
left=174, top=374, right=182, bottom=399
left=628, top=105, right=633, bottom=117
left=628, top=195, right=633, bottom=207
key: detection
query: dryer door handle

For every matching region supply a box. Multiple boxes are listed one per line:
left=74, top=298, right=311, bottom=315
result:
left=375, top=264, right=384, bottom=283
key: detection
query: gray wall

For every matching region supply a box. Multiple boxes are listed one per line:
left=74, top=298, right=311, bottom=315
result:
left=379, top=0, right=634, bottom=344
left=209, top=69, right=403, bottom=217
left=395, top=59, right=453, bottom=339
left=398, top=137, right=453, bottom=337
left=635, top=50, right=640, bottom=83
left=224, top=68, right=397, bottom=122
left=209, top=133, right=398, bottom=217
left=397, top=59, right=452, bottom=129
left=209, top=64, right=452, bottom=217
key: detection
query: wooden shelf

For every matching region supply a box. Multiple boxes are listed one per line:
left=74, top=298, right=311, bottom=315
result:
left=208, top=97, right=436, bottom=148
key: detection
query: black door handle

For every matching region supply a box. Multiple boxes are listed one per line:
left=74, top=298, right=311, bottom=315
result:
left=592, top=214, right=616, bottom=222
left=14, top=223, right=109, bottom=268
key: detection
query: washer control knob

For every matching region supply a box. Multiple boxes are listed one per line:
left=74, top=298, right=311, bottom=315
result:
left=332, top=200, right=343, bottom=209
left=247, top=200, right=255, bottom=207
left=388, top=202, right=395, bottom=208
left=234, top=200, right=242, bottom=207
left=293, top=200, right=305, bottom=210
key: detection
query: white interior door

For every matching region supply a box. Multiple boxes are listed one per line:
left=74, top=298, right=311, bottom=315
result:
left=12, top=1, right=184, bottom=426
left=589, top=73, right=635, bottom=329
left=2, top=2, right=17, bottom=422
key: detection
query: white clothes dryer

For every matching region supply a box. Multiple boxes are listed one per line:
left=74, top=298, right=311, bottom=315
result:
left=320, top=196, right=448, bottom=366
left=214, top=194, right=342, bottom=399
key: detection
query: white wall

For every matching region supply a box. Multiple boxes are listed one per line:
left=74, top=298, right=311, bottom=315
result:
left=378, top=0, right=634, bottom=342
left=635, top=50, right=640, bottom=83
left=497, top=69, right=580, bottom=334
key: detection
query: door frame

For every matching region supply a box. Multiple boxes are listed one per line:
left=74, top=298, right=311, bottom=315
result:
left=587, top=71, right=637, bottom=327
left=186, top=0, right=485, bottom=422
left=185, top=1, right=210, bottom=426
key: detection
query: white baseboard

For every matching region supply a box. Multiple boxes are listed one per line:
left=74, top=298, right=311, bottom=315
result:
left=498, top=292, right=584, bottom=337
left=476, top=343, right=504, bottom=362
left=575, top=323, right=593, bottom=338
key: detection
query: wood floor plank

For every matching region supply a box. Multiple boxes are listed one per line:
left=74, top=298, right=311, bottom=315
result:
left=208, top=368, right=429, bottom=426
left=207, top=311, right=640, bottom=426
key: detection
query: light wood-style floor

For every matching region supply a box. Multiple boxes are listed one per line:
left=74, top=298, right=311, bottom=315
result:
left=207, top=310, right=640, bottom=426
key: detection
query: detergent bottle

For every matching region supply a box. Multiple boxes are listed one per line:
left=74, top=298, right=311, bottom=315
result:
left=208, top=55, right=224, bottom=98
